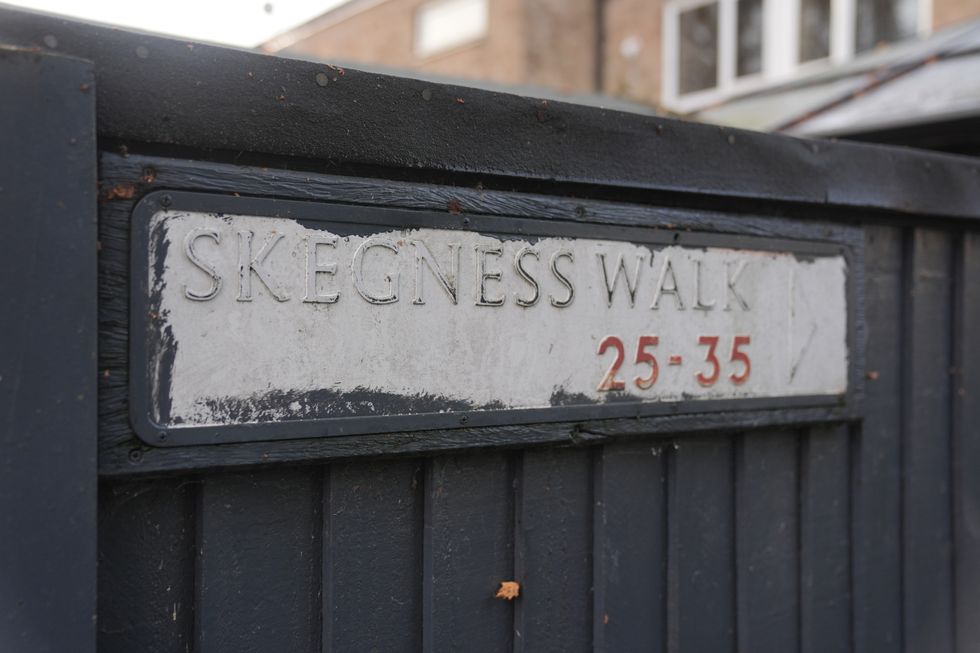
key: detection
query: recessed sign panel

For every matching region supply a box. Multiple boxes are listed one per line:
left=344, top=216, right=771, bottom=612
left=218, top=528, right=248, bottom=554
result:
left=131, top=193, right=851, bottom=446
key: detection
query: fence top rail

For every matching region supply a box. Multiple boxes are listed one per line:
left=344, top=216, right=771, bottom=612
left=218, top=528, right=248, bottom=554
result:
left=2, top=4, right=979, bottom=220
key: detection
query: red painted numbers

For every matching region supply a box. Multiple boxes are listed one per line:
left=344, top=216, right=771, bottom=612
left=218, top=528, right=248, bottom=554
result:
left=597, top=334, right=751, bottom=391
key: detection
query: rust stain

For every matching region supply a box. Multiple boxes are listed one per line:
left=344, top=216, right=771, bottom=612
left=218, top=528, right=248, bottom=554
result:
left=447, top=199, right=463, bottom=215
left=866, top=370, right=880, bottom=381
left=102, top=183, right=136, bottom=201
left=495, top=581, right=520, bottom=600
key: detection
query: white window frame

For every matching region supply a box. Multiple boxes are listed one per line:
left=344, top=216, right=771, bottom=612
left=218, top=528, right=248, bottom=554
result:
left=414, top=0, right=489, bottom=59
left=662, top=0, right=932, bottom=113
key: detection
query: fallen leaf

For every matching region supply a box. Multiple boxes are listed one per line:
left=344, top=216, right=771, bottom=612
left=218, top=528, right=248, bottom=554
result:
left=495, top=581, right=520, bottom=600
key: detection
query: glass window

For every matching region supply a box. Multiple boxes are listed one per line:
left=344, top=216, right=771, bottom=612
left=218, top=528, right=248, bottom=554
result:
left=799, top=0, right=832, bottom=62
left=415, top=0, right=488, bottom=58
left=737, top=0, right=764, bottom=77
left=856, top=0, right=917, bottom=53
left=679, top=3, right=719, bottom=94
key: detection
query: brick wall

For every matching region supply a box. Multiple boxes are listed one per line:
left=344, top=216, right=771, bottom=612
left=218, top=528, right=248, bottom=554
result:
left=933, top=0, right=980, bottom=30
left=281, top=0, right=530, bottom=87
left=601, top=0, right=664, bottom=108
left=271, top=0, right=980, bottom=111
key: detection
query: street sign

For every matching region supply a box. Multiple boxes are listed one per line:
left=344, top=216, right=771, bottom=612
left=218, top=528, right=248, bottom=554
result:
left=131, top=192, right=850, bottom=445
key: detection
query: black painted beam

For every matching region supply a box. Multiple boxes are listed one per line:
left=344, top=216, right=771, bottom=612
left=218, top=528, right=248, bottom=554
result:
left=0, top=48, right=98, bottom=652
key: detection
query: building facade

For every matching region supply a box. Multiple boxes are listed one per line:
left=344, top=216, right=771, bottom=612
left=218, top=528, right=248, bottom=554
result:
left=263, top=0, right=980, bottom=113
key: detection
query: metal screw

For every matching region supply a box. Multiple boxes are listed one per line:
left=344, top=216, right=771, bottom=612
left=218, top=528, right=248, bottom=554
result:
left=160, top=194, right=172, bottom=208
left=315, top=72, right=329, bottom=87
left=128, top=449, right=143, bottom=463
left=135, top=45, right=149, bottom=59
left=460, top=416, right=469, bottom=424
left=157, top=431, right=167, bottom=442
left=421, top=89, right=432, bottom=101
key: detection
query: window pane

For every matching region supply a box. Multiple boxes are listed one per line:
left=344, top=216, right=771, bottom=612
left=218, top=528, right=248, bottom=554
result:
left=679, top=3, right=719, bottom=94
left=856, top=0, right=917, bottom=53
left=737, top=0, right=763, bottom=77
left=800, top=0, right=831, bottom=62
left=415, top=0, right=488, bottom=58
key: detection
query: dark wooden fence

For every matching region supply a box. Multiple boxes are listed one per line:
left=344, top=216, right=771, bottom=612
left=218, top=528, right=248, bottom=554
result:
left=2, top=7, right=979, bottom=653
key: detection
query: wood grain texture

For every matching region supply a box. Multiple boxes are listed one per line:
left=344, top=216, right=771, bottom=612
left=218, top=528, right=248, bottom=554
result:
left=98, top=151, right=863, bottom=476
left=801, top=424, right=852, bottom=653
left=516, top=448, right=593, bottom=653
left=735, top=430, right=800, bottom=653
left=903, top=228, right=955, bottom=653
left=423, top=453, right=515, bottom=652
left=853, top=224, right=904, bottom=653
left=195, top=469, right=321, bottom=653
left=593, top=441, right=667, bottom=652
left=97, top=479, right=196, bottom=653
left=323, top=459, right=424, bottom=652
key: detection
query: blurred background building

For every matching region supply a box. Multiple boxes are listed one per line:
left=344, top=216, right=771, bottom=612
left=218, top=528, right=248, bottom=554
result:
left=261, top=0, right=969, bottom=112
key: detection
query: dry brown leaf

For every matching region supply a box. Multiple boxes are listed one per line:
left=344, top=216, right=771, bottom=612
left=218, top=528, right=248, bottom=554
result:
left=495, top=581, right=520, bottom=600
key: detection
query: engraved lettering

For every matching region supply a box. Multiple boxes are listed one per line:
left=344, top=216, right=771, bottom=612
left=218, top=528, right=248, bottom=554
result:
left=237, top=230, right=288, bottom=302
left=412, top=240, right=459, bottom=305
left=183, top=227, right=222, bottom=301
left=650, top=255, right=684, bottom=310
left=475, top=244, right=505, bottom=307
left=597, top=251, right=645, bottom=307
left=549, top=249, right=575, bottom=308
left=514, top=246, right=540, bottom=308
left=693, top=259, right=716, bottom=311
left=303, top=234, right=339, bottom=304
left=724, top=260, right=750, bottom=311
left=351, top=237, right=400, bottom=304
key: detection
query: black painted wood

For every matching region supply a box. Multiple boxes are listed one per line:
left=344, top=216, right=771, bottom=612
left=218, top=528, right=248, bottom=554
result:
left=0, top=48, right=98, bottom=653
left=4, top=7, right=980, bottom=220
left=516, top=448, right=593, bottom=652
left=97, top=152, right=863, bottom=476
left=323, top=459, right=424, bottom=652
left=735, top=430, right=800, bottom=653
left=593, top=441, right=667, bottom=652
left=800, top=424, right=852, bottom=653
left=903, top=229, right=956, bottom=653
left=668, top=437, right=736, bottom=653
left=853, top=225, right=904, bottom=653
left=97, top=479, right=196, bottom=653
left=196, top=470, right=321, bottom=653
left=954, top=232, right=980, bottom=653
left=5, top=9, right=971, bottom=649
left=424, top=453, right=514, bottom=652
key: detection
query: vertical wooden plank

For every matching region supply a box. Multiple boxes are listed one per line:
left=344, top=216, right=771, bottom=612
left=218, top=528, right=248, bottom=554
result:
left=735, top=430, right=800, bottom=653
left=323, top=459, right=423, bottom=652
left=668, top=437, right=735, bottom=653
left=903, top=228, right=955, bottom=653
left=801, top=424, right=852, bottom=653
left=98, top=479, right=196, bottom=653
left=0, top=50, right=98, bottom=653
left=196, top=469, right=321, bottom=653
left=517, top=448, right=592, bottom=652
left=954, top=231, right=980, bottom=653
left=424, top=453, right=514, bottom=652
left=854, top=225, right=903, bottom=653
left=594, top=441, right=667, bottom=652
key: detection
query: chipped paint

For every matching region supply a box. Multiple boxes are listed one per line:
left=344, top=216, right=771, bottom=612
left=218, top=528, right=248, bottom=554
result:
left=138, top=209, right=849, bottom=437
